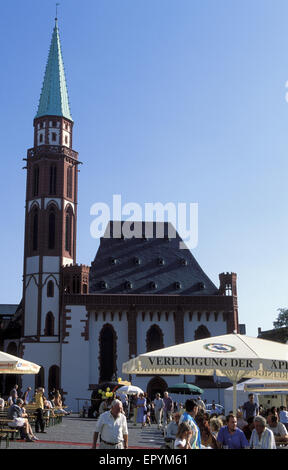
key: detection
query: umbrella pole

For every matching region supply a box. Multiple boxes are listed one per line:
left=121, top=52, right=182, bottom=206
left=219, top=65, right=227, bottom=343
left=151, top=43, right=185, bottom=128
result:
left=233, top=380, right=237, bottom=415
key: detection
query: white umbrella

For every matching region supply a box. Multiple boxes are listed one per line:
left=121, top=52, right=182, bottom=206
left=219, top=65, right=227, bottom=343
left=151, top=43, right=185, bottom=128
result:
left=0, top=350, right=40, bottom=374
left=116, top=385, right=144, bottom=395
left=122, top=333, right=288, bottom=414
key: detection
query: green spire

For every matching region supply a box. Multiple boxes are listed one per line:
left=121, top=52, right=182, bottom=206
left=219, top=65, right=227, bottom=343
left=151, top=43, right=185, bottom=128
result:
left=35, top=19, right=73, bottom=121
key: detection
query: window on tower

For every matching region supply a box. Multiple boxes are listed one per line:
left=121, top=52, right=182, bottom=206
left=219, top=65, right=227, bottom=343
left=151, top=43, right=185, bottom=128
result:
left=65, top=209, right=72, bottom=254
left=67, top=166, right=73, bottom=198
left=47, top=280, right=54, bottom=298
left=45, top=312, right=55, bottom=336
left=32, top=208, right=38, bottom=251
left=39, top=134, right=43, bottom=143
left=52, top=132, right=57, bottom=142
left=48, top=209, right=56, bottom=250
left=32, top=165, right=39, bottom=197
left=49, top=165, right=57, bottom=195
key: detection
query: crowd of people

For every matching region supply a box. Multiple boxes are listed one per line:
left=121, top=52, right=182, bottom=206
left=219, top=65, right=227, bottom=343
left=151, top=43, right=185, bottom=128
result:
left=91, top=390, right=288, bottom=450
left=0, top=384, right=71, bottom=442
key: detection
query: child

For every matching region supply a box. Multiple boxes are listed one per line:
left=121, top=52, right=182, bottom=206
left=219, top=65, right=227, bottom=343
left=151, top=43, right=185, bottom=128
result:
left=174, top=422, right=193, bottom=449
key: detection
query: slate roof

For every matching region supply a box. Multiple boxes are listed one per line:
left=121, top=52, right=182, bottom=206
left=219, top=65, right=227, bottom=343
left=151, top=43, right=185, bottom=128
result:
left=89, top=221, right=219, bottom=296
left=0, top=305, right=18, bottom=316
left=35, top=20, right=72, bottom=121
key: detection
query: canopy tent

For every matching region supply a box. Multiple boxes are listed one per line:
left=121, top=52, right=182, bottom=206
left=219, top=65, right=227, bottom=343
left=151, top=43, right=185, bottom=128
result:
left=0, top=350, right=40, bottom=374
left=243, top=379, right=288, bottom=393
left=122, top=333, right=288, bottom=414
left=167, top=383, right=203, bottom=395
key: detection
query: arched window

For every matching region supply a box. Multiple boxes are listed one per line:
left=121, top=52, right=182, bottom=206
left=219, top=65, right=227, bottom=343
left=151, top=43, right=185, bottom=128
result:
left=32, top=208, right=38, bottom=251
left=99, top=324, right=117, bottom=382
left=48, top=365, right=60, bottom=392
left=147, top=376, right=168, bottom=400
left=48, top=208, right=56, bottom=249
left=49, top=165, right=57, bottom=195
left=7, top=342, right=18, bottom=356
left=32, top=165, right=39, bottom=196
left=47, top=280, right=54, bottom=298
left=146, top=325, right=164, bottom=352
left=35, top=366, right=45, bottom=390
left=194, top=325, right=211, bottom=341
left=45, top=312, right=55, bottom=336
left=67, top=166, right=73, bottom=198
left=65, top=208, right=72, bottom=254
left=72, top=276, right=80, bottom=294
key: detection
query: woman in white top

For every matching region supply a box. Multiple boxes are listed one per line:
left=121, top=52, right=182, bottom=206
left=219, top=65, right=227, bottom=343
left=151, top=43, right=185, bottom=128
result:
left=174, top=422, right=193, bottom=449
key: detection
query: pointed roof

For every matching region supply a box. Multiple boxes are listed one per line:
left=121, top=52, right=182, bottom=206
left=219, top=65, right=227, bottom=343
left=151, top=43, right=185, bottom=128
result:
left=89, top=221, right=219, bottom=296
left=35, top=19, right=73, bottom=121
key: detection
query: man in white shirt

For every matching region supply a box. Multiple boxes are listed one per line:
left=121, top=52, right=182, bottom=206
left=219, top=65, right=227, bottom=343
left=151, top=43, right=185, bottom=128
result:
left=92, top=399, right=128, bottom=449
left=250, top=416, right=276, bottom=449
left=267, top=414, right=288, bottom=445
left=153, top=393, right=164, bottom=429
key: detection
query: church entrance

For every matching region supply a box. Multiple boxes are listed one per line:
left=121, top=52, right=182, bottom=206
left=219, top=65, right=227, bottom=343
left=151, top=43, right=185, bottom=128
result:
left=146, top=376, right=167, bottom=400
left=99, top=324, right=117, bottom=382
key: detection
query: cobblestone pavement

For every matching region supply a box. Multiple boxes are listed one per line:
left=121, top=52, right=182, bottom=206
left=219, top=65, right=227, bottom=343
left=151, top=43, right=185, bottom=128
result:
left=2, top=415, right=165, bottom=450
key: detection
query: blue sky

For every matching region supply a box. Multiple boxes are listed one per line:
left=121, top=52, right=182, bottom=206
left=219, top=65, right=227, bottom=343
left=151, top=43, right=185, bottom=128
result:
left=1, top=0, right=288, bottom=336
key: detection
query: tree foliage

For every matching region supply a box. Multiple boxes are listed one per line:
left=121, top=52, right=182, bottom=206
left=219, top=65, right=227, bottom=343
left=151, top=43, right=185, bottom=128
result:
left=273, top=308, right=288, bottom=329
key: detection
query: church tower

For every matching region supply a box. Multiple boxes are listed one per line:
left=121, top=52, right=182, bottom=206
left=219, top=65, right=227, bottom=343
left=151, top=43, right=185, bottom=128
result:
left=21, top=19, right=79, bottom=388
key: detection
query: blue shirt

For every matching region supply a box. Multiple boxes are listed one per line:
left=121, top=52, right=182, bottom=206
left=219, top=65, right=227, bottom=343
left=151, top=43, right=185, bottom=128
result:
left=217, top=426, right=249, bottom=449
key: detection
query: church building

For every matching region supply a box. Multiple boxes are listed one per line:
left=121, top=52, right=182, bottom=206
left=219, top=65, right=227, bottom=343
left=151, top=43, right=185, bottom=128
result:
left=1, top=20, right=242, bottom=407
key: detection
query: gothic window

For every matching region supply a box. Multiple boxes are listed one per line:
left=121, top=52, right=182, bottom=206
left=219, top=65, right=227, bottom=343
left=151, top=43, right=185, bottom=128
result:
left=45, top=312, right=54, bottom=336
left=47, top=280, right=54, bottom=298
left=99, top=324, right=117, bottom=382
left=32, top=208, right=38, bottom=251
left=67, top=166, right=73, bottom=198
left=48, top=208, right=56, bottom=250
left=35, top=366, right=45, bottom=389
left=72, top=276, right=80, bottom=294
left=194, top=325, right=211, bottom=340
left=48, top=365, right=60, bottom=392
left=146, top=325, right=164, bottom=352
left=32, top=165, right=39, bottom=197
left=65, top=209, right=72, bottom=254
left=49, top=165, right=57, bottom=195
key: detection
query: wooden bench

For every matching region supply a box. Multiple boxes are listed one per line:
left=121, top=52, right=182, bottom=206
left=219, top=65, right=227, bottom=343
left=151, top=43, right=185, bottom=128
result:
left=0, top=428, right=19, bottom=448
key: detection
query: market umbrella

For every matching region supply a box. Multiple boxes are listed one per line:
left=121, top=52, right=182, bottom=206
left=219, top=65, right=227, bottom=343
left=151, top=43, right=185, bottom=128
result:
left=243, top=378, right=288, bottom=393
left=0, top=350, right=40, bottom=374
left=116, top=385, right=144, bottom=395
left=167, top=383, right=203, bottom=395
left=122, top=333, right=288, bottom=414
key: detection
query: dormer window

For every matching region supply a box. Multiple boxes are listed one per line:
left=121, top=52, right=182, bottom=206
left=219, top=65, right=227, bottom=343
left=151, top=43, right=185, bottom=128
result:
left=134, top=257, right=141, bottom=265
left=158, top=258, right=165, bottom=266
left=100, top=281, right=108, bottom=290
left=124, top=281, right=132, bottom=290
left=110, top=257, right=117, bottom=265
left=150, top=281, right=157, bottom=290
left=198, top=282, right=205, bottom=290
left=180, top=258, right=188, bottom=266
left=174, top=281, right=181, bottom=290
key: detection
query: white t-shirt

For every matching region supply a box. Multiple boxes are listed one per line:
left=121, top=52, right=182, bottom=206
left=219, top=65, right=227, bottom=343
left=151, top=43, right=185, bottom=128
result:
left=268, top=422, right=288, bottom=437
left=0, top=398, right=5, bottom=409
left=154, top=398, right=164, bottom=410
left=95, top=410, right=128, bottom=444
left=174, top=438, right=187, bottom=449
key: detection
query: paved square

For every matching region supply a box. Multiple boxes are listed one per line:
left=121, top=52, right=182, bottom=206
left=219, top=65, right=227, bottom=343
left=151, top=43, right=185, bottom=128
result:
left=2, top=415, right=165, bottom=450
